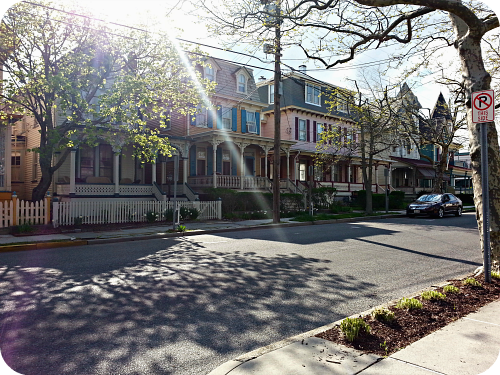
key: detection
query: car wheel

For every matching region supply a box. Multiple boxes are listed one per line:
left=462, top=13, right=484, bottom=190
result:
left=437, top=208, right=444, bottom=218
left=455, top=206, right=462, bottom=217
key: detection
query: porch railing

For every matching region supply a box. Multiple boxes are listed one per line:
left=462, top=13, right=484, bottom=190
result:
left=56, top=183, right=154, bottom=197
left=187, top=175, right=271, bottom=190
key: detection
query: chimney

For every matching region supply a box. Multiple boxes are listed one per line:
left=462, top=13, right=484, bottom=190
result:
left=298, top=65, right=306, bottom=73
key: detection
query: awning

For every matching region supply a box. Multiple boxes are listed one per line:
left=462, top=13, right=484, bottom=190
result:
left=417, top=168, right=436, bottom=179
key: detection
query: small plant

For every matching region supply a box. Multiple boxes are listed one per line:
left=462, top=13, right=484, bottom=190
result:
left=380, top=340, right=389, bottom=356
left=463, top=277, right=482, bottom=287
left=145, top=211, right=159, bottom=223
left=421, top=290, right=446, bottom=300
left=340, top=317, right=370, bottom=342
left=443, top=285, right=460, bottom=294
left=177, top=224, right=187, bottom=233
left=17, top=220, right=34, bottom=233
left=371, top=307, right=395, bottom=322
left=491, top=271, right=500, bottom=279
left=395, top=297, right=423, bottom=310
left=73, top=216, right=83, bottom=226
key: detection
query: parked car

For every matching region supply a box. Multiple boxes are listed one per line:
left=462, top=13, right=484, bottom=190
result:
left=406, top=193, right=463, bottom=218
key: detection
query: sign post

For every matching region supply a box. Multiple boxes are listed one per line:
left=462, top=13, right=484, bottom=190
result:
left=472, top=89, right=495, bottom=283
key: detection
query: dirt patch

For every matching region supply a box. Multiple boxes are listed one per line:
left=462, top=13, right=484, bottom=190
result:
left=316, top=275, right=500, bottom=356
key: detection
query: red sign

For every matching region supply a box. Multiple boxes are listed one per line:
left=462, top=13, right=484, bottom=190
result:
left=472, top=90, right=495, bottom=123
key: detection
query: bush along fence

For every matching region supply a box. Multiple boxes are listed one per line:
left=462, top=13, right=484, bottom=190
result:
left=0, top=192, right=51, bottom=228
left=52, top=199, right=222, bottom=227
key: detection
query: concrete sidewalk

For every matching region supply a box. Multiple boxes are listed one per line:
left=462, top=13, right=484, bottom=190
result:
left=208, top=300, right=500, bottom=375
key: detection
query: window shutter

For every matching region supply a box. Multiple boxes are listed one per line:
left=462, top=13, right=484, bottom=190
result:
left=306, top=120, right=310, bottom=142
left=216, top=106, right=222, bottom=129
left=231, top=150, right=238, bottom=176
left=232, top=108, right=238, bottom=132
left=216, top=147, right=222, bottom=173
left=190, top=112, right=196, bottom=126
left=189, top=146, right=196, bottom=176
left=207, top=110, right=213, bottom=128
left=295, top=117, right=299, bottom=140
left=207, top=146, right=213, bottom=175
left=255, top=112, right=260, bottom=135
left=313, top=121, right=317, bottom=143
left=241, top=109, right=247, bottom=133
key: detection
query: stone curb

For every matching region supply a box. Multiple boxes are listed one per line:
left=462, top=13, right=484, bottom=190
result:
left=0, top=213, right=405, bottom=252
left=207, top=272, right=473, bottom=375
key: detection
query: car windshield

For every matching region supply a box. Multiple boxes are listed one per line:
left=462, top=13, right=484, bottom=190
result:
left=417, top=194, right=442, bottom=202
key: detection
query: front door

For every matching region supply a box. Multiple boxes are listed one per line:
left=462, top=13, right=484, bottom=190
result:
left=245, top=157, right=255, bottom=176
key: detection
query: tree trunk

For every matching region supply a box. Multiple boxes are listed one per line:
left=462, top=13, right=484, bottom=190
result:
left=32, top=163, right=53, bottom=202
left=451, top=14, right=500, bottom=272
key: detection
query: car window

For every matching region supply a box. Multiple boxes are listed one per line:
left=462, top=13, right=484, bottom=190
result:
left=417, top=194, right=442, bottom=202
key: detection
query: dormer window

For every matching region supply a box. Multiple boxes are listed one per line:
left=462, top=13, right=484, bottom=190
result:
left=205, top=65, right=215, bottom=82
left=238, top=74, right=247, bottom=93
left=305, top=83, right=321, bottom=106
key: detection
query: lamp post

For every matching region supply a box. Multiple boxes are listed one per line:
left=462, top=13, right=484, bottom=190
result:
left=262, top=0, right=281, bottom=224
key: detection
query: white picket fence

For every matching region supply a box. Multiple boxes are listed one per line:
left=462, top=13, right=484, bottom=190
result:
left=0, top=196, right=51, bottom=228
left=52, top=199, right=222, bottom=227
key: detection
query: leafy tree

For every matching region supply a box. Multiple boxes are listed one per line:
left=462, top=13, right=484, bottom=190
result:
left=197, top=0, right=500, bottom=273
left=0, top=1, right=212, bottom=201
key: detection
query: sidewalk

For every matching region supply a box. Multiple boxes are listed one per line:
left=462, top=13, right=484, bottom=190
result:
left=208, top=300, right=500, bottom=375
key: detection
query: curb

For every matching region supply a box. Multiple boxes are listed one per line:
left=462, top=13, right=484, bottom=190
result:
left=207, top=272, right=472, bottom=375
left=0, top=213, right=405, bottom=252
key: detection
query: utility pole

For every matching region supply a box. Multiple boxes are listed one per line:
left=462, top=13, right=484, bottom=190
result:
left=262, top=0, right=282, bottom=223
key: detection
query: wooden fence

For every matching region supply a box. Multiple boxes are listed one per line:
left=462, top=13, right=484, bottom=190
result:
left=0, top=194, right=51, bottom=228
left=52, top=199, right=222, bottom=227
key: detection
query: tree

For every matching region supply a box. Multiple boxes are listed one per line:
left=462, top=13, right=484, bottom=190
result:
left=197, top=0, right=500, bottom=273
left=0, top=1, right=212, bottom=201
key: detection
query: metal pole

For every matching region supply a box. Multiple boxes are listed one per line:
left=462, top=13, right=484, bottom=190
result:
left=481, top=122, right=491, bottom=282
left=173, top=154, right=179, bottom=231
left=272, top=1, right=281, bottom=224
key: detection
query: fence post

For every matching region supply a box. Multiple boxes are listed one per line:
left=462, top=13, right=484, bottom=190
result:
left=52, top=197, right=59, bottom=228
left=12, top=192, right=17, bottom=226
left=45, top=191, right=51, bottom=225
left=217, top=197, right=222, bottom=219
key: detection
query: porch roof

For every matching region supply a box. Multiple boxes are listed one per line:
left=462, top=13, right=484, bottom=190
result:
left=188, top=130, right=296, bottom=150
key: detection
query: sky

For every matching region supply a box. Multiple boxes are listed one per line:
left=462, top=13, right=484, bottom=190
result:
left=0, top=0, right=499, bottom=112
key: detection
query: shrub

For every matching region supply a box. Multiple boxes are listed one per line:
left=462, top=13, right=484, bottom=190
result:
left=177, top=224, right=187, bottom=232
left=340, top=317, right=371, bottom=342
left=311, top=187, right=337, bottom=209
left=492, top=271, right=500, bottom=279
left=330, top=201, right=352, bottom=214
left=463, top=277, right=482, bottom=287
left=16, top=221, right=34, bottom=233
left=145, top=211, right=159, bottom=223
left=164, top=208, right=174, bottom=222
left=395, top=297, right=423, bottom=310
left=371, top=307, right=395, bottom=322
left=73, top=216, right=83, bottom=226
left=180, top=207, right=200, bottom=220
left=443, top=285, right=460, bottom=294
left=456, top=193, right=474, bottom=205
left=389, top=191, right=405, bottom=209
left=421, top=291, right=446, bottom=300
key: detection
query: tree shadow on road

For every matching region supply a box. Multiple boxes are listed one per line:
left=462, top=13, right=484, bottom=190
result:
left=0, top=238, right=376, bottom=375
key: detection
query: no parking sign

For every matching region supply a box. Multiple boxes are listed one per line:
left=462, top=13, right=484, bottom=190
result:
left=472, top=90, right=495, bottom=123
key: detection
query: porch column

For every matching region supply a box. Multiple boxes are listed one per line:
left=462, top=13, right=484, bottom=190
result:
left=183, top=159, right=188, bottom=184
left=237, top=142, right=250, bottom=190
left=375, top=164, right=379, bottom=193
left=213, top=145, right=217, bottom=188
left=162, top=160, right=167, bottom=185
left=348, top=164, right=352, bottom=191
left=389, top=164, right=393, bottom=191
left=286, top=149, right=290, bottom=180
left=114, top=152, right=120, bottom=196
left=152, top=158, right=157, bottom=184
left=69, top=148, right=76, bottom=196
left=264, top=147, right=269, bottom=179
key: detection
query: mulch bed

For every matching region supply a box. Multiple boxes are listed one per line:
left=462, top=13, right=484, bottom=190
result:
left=316, top=275, right=500, bottom=356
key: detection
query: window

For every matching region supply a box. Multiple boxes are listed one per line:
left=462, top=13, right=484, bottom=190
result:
left=247, top=112, right=257, bottom=133
left=238, top=74, right=247, bottom=93
left=269, top=84, right=274, bottom=104
left=317, top=122, right=323, bottom=137
left=99, top=144, right=113, bottom=180
left=299, top=163, right=306, bottom=181
left=195, top=106, right=207, bottom=127
left=222, top=107, right=232, bottom=130
left=80, top=145, right=95, bottom=180
left=205, top=65, right=215, bottom=82
left=298, top=119, right=307, bottom=141
left=305, top=83, right=320, bottom=106
left=337, top=95, right=349, bottom=113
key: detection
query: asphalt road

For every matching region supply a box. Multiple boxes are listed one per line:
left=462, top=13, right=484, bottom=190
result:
left=0, top=213, right=481, bottom=375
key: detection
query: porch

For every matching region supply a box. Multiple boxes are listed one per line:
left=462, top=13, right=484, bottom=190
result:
left=188, top=175, right=271, bottom=190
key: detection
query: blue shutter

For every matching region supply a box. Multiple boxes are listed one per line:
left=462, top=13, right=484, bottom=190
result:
left=255, top=112, right=260, bottom=135
left=207, top=145, right=213, bottom=175
left=231, top=150, right=238, bottom=176
left=217, top=106, right=222, bottom=130
left=189, top=146, right=196, bottom=176
left=207, top=110, right=213, bottom=128
left=241, top=109, right=247, bottom=133
left=216, top=147, right=222, bottom=173
left=232, top=108, right=238, bottom=132
left=190, top=112, right=196, bottom=126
